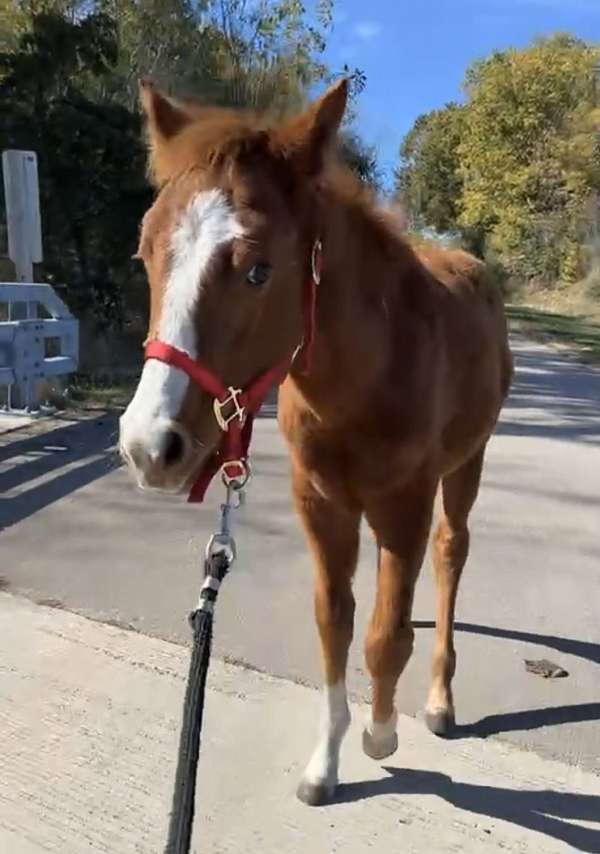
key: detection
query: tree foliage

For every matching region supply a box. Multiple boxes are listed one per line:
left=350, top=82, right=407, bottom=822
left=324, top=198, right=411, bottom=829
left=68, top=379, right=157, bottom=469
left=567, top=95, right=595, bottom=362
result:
left=396, top=35, right=600, bottom=283
left=397, top=103, right=464, bottom=235
left=1, top=11, right=150, bottom=325
left=339, top=131, right=381, bottom=190
left=1, top=1, right=378, bottom=332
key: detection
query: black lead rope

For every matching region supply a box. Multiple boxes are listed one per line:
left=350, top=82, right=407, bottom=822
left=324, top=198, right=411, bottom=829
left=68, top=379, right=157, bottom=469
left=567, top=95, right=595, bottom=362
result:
left=164, top=549, right=231, bottom=854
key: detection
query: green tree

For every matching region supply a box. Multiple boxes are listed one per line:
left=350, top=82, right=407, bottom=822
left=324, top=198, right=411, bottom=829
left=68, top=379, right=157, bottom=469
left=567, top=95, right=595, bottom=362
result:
left=395, top=103, right=464, bottom=235
left=1, top=1, right=378, bottom=335
left=94, top=0, right=219, bottom=108
left=397, top=33, right=600, bottom=283
left=339, top=131, right=380, bottom=189
left=458, top=35, right=598, bottom=281
left=202, top=0, right=332, bottom=110
left=1, top=12, right=150, bottom=325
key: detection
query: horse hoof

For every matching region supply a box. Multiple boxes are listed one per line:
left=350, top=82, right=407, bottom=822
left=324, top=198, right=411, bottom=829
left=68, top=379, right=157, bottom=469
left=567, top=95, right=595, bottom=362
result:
left=362, top=726, right=399, bottom=761
left=296, top=779, right=336, bottom=807
left=425, top=709, right=455, bottom=738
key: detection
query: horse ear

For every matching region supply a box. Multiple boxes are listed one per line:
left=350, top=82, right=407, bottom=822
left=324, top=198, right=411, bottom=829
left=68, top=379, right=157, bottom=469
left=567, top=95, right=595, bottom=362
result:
left=139, top=81, right=197, bottom=185
left=139, top=80, right=194, bottom=145
left=283, top=79, right=349, bottom=176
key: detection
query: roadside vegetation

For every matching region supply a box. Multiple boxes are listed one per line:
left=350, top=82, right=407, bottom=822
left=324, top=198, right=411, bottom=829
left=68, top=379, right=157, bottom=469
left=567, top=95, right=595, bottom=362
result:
left=1, top=8, right=599, bottom=378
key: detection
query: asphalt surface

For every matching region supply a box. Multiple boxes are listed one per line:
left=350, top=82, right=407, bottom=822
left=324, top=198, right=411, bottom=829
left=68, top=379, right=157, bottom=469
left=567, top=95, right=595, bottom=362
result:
left=1, top=337, right=599, bottom=775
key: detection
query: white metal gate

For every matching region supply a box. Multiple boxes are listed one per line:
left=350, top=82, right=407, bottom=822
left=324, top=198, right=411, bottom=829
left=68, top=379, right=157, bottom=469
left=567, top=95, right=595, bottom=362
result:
left=1, top=149, right=79, bottom=414
left=0, top=283, right=79, bottom=411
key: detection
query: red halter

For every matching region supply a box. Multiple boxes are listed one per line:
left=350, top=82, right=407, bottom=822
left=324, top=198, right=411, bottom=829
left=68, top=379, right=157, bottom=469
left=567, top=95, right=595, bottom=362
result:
left=144, top=240, right=322, bottom=503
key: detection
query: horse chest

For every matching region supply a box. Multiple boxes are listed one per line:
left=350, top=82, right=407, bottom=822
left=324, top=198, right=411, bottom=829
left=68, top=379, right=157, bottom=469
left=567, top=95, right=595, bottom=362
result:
left=296, top=427, right=430, bottom=502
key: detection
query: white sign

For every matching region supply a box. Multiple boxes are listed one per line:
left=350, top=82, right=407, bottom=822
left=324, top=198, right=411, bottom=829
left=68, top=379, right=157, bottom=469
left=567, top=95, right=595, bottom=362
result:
left=2, top=150, right=43, bottom=282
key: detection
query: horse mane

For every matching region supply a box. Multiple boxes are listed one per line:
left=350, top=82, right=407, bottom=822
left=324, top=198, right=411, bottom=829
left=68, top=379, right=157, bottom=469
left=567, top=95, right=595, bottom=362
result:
left=148, top=102, right=373, bottom=206
left=148, top=101, right=417, bottom=287
left=147, top=106, right=272, bottom=185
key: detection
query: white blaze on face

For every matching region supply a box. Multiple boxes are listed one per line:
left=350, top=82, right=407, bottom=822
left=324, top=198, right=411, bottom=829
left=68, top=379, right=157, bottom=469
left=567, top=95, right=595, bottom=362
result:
left=121, top=189, right=244, bottom=459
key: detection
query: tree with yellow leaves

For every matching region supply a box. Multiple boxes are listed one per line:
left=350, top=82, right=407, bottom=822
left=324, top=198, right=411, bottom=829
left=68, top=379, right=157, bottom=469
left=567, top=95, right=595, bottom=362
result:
left=397, top=34, right=600, bottom=284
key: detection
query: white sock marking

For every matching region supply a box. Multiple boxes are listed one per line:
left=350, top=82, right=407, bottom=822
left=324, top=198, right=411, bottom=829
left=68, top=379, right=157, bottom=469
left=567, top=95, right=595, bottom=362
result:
left=303, top=682, right=350, bottom=791
left=364, top=708, right=397, bottom=743
left=362, top=707, right=398, bottom=760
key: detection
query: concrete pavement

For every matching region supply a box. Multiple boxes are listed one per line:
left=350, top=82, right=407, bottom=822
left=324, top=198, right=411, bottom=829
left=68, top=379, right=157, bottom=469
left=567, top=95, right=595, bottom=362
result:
left=2, top=592, right=600, bottom=853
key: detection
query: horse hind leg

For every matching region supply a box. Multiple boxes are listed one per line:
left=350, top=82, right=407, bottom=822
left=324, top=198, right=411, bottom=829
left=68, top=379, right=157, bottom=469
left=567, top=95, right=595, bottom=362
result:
left=426, top=445, right=486, bottom=736
left=363, top=478, right=437, bottom=760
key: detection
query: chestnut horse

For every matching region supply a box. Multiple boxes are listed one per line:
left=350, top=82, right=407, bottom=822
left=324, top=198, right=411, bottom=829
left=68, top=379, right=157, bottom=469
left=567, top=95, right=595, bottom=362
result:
left=120, top=79, right=512, bottom=806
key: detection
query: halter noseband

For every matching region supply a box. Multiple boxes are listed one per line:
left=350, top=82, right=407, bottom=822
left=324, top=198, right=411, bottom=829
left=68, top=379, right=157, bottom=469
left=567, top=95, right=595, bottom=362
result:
left=144, top=239, right=322, bottom=503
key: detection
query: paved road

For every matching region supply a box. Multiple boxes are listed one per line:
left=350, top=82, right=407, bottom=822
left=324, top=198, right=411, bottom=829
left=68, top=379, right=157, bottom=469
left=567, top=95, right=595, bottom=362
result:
left=1, top=337, right=599, bottom=778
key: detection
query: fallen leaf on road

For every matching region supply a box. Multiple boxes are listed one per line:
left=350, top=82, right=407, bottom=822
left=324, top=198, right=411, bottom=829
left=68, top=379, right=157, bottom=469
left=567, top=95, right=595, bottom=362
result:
left=524, top=658, right=569, bottom=679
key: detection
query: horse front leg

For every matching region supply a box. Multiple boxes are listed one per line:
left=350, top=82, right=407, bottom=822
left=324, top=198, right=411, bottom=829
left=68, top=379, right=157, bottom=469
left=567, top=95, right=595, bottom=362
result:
left=292, top=464, right=361, bottom=806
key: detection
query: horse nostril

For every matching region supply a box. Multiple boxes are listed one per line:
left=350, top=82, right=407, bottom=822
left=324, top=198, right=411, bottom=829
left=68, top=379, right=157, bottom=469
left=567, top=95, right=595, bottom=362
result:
left=163, top=430, right=184, bottom=467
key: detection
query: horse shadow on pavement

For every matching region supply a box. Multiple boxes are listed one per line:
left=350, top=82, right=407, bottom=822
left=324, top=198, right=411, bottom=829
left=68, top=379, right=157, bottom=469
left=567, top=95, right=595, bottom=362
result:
left=336, top=767, right=600, bottom=852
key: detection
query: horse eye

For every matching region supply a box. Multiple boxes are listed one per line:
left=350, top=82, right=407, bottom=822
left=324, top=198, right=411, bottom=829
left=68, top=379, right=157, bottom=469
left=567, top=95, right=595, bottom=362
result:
left=246, top=262, right=271, bottom=287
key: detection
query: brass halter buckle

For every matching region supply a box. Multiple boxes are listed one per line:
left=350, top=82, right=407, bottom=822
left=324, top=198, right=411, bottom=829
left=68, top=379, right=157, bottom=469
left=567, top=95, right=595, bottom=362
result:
left=213, top=387, right=246, bottom=431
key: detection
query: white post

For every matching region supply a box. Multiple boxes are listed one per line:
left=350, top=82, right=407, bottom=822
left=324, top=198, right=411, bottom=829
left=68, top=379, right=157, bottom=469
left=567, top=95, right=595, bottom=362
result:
left=1, top=150, right=79, bottom=415
left=2, top=150, right=43, bottom=283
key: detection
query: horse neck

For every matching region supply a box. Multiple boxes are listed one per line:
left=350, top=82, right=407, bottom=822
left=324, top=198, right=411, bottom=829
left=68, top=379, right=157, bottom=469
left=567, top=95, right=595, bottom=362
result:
left=291, top=184, right=417, bottom=421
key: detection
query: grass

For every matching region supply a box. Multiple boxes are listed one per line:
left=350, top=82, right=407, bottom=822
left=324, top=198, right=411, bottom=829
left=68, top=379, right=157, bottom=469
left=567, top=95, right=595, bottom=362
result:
left=35, top=373, right=138, bottom=412
left=506, top=304, right=600, bottom=365
left=505, top=271, right=600, bottom=365
left=67, top=374, right=137, bottom=410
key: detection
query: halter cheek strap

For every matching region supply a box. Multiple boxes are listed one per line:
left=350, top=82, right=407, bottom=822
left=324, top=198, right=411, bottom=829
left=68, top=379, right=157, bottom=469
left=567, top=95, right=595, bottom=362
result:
left=144, top=239, right=322, bottom=503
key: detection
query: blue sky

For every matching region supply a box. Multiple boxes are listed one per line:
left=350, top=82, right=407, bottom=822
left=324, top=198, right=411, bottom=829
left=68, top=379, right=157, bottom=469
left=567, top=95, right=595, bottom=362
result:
left=323, top=0, right=600, bottom=188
